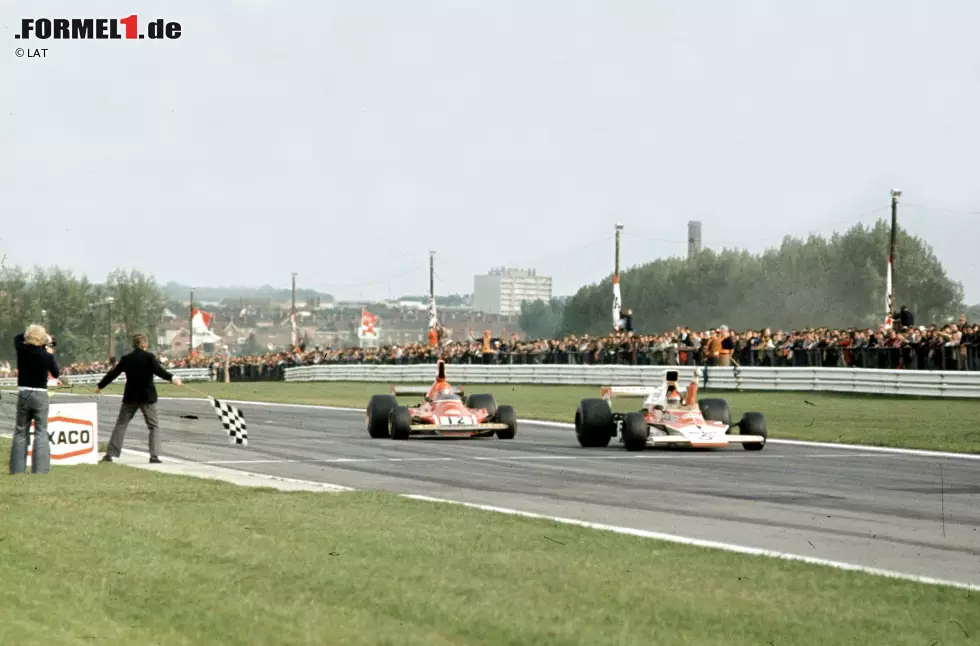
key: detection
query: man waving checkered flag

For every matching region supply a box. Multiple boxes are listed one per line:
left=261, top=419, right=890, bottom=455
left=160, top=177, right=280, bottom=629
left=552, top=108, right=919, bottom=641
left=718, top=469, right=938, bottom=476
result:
left=209, top=396, right=248, bottom=446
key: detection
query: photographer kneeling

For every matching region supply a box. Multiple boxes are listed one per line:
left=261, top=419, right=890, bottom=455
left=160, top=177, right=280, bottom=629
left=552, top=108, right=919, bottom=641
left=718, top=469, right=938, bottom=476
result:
left=9, top=324, right=61, bottom=475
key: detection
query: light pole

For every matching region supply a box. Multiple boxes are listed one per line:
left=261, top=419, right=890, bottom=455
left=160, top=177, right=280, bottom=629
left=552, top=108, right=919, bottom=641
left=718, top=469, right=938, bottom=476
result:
left=291, top=272, right=297, bottom=348
left=887, top=189, right=901, bottom=323
left=189, top=287, right=195, bottom=357
left=41, top=309, right=50, bottom=348
left=105, top=296, right=115, bottom=361
left=613, top=223, right=623, bottom=331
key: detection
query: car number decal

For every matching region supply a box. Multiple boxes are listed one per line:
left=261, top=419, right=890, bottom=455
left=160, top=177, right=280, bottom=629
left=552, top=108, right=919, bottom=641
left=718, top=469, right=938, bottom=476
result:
left=438, top=416, right=470, bottom=425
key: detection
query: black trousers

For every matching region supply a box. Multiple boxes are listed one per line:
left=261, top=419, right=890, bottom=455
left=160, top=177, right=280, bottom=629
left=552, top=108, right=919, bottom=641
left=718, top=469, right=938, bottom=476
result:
left=106, top=401, right=161, bottom=458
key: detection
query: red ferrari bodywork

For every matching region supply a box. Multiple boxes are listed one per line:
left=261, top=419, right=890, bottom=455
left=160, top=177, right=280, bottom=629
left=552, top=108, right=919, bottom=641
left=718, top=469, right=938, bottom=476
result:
left=389, top=359, right=509, bottom=436
left=405, top=396, right=494, bottom=436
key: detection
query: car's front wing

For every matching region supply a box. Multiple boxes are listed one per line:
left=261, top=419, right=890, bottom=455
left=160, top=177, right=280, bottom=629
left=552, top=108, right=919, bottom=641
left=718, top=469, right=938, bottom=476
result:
left=408, top=422, right=510, bottom=436
left=642, top=433, right=766, bottom=448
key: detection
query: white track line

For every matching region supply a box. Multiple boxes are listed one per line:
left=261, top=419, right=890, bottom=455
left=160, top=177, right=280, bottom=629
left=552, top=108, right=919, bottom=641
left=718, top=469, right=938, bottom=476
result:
left=199, top=452, right=893, bottom=466
left=116, top=447, right=354, bottom=491
left=401, top=494, right=980, bottom=592
left=18, top=391, right=979, bottom=461
left=0, top=431, right=352, bottom=491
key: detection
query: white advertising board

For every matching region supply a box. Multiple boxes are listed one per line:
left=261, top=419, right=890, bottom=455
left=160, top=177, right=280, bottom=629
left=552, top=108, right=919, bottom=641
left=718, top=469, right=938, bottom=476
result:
left=27, top=401, right=99, bottom=466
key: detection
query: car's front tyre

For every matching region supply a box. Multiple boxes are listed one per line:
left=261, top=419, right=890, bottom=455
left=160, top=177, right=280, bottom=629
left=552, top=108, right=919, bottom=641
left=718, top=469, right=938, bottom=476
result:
left=389, top=406, right=412, bottom=440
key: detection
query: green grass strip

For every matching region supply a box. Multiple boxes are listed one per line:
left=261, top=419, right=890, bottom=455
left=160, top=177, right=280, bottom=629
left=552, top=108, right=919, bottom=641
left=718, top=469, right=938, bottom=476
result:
left=0, top=437, right=976, bottom=646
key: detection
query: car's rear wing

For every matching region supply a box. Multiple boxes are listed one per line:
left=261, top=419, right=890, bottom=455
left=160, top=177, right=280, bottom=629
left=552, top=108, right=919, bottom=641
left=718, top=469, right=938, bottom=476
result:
left=390, top=384, right=465, bottom=396
left=599, top=386, right=662, bottom=401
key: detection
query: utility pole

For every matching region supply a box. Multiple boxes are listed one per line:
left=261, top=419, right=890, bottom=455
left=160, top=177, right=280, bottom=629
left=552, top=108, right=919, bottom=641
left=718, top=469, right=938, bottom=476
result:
left=106, top=296, right=114, bottom=361
left=428, top=251, right=437, bottom=344
left=291, top=272, right=297, bottom=347
left=429, top=251, right=435, bottom=306
left=615, top=223, right=623, bottom=276
left=887, top=189, right=901, bottom=324
left=189, top=288, right=194, bottom=357
left=613, top=223, right=623, bottom=331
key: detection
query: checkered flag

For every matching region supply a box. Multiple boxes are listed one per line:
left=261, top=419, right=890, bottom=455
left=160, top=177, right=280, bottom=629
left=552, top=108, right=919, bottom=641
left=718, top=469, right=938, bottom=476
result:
left=209, top=396, right=248, bottom=446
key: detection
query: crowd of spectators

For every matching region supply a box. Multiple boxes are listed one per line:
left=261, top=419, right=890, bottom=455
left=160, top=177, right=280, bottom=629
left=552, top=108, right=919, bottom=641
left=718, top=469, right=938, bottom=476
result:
left=283, top=314, right=978, bottom=372
left=2, top=313, right=977, bottom=380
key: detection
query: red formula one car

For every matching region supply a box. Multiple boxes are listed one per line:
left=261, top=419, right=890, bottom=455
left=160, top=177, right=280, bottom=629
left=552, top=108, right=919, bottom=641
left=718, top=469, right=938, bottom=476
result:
left=365, top=360, right=518, bottom=440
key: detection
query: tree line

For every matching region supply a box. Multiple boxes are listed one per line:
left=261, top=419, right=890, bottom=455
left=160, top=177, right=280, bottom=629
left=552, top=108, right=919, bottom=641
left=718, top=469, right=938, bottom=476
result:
left=521, top=220, right=968, bottom=338
left=2, top=219, right=969, bottom=365
left=0, top=265, right=166, bottom=365
left=161, top=281, right=335, bottom=304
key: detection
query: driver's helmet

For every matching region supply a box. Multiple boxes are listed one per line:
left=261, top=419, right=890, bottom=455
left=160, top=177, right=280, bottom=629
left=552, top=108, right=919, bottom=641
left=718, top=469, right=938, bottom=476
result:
left=429, top=381, right=453, bottom=398
left=666, top=391, right=682, bottom=405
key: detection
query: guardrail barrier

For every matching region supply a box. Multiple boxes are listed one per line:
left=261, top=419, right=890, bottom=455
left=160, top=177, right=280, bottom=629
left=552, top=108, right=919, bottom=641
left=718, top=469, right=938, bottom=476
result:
left=283, top=364, right=980, bottom=398
left=0, top=367, right=213, bottom=388
left=5, top=363, right=977, bottom=398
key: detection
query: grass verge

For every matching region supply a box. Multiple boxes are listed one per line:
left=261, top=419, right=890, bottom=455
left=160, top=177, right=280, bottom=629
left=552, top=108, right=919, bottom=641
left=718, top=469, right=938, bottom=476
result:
left=77, top=380, right=980, bottom=454
left=0, top=437, right=975, bottom=646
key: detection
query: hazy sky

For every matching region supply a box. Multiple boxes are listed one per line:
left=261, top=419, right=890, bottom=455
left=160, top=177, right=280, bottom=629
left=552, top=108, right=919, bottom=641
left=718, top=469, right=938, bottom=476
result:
left=3, top=0, right=978, bottom=303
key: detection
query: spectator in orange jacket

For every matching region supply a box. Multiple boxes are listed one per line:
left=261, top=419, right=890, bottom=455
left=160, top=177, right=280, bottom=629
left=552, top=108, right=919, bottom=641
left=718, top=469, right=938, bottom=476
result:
left=706, top=330, right=722, bottom=365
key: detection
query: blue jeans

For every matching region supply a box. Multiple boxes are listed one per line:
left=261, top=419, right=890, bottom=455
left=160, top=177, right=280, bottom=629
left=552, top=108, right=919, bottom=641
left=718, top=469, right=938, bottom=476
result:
left=9, top=388, right=50, bottom=474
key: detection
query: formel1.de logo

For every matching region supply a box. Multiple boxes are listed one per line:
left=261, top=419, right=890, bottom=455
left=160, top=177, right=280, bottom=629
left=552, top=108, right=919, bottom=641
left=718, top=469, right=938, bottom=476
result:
left=16, top=16, right=182, bottom=40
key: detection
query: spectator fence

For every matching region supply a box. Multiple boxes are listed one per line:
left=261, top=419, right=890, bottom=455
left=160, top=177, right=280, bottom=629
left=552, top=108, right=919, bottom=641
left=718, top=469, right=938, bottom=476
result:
left=0, top=367, right=212, bottom=388
left=3, top=344, right=977, bottom=397
left=283, top=363, right=980, bottom=398
left=286, top=343, right=980, bottom=372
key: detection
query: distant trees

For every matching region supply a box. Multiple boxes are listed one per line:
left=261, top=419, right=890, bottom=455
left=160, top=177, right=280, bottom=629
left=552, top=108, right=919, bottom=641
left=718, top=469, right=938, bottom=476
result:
left=557, top=220, right=965, bottom=335
left=161, top=281, right=334, bottom=304
left=0, top=263, right=167, bottom=364
left=518, top=298, right=566, bottom=340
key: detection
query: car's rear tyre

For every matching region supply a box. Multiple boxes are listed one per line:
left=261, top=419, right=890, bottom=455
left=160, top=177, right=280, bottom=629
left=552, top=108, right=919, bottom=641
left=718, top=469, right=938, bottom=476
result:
left=466, top=393, right=497, bottom=419
left=738, top=411, right=767, bottom=450
left=495, top=405, right=517, bottom=439
left=366, top=394, right=398, bottom=439
left=621, top=412, right=649, bottom=452
left=389, top=406, right=412, bottom=440
left=575, top=398, right=614, bottom=448
left=698, top=398, right=731, bottom=426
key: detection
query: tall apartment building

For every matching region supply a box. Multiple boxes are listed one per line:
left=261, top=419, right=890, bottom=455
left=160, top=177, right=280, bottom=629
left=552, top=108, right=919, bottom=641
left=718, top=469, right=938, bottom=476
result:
left=472, top=267, right=553, bottom=316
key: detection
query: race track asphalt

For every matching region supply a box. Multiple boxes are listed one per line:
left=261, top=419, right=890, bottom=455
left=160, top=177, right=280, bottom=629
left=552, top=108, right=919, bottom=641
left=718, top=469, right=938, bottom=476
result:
left=7, top=392, right=980, bottom=587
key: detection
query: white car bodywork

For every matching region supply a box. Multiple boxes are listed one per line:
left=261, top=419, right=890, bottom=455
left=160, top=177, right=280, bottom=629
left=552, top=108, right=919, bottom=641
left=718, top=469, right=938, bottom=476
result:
left=600, top=384, right=766, bottom=449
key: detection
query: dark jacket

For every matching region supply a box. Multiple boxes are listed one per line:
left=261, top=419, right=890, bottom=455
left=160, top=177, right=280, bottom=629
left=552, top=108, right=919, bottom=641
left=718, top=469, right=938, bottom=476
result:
left=97, top=348, right=175, bottom=404
left=899, top=308, right=914, bottom=328
left=14, top=334, right=60, bottom=389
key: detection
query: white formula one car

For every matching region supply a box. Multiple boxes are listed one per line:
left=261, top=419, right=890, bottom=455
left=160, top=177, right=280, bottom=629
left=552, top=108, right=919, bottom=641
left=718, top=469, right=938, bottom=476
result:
left=573, top=370, right=768, bottom=451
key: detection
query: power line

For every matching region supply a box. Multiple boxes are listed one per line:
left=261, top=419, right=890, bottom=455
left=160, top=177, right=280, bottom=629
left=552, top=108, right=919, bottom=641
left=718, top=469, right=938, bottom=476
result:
left=704, top=205, right=892, bottom=247
left=306, top=263, right=428, bottom=291
left=432, top=229, right=616, bottom=282
left=622, top=231, right=688, bottom=244
left=900, top=203, right=980, bottom=216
